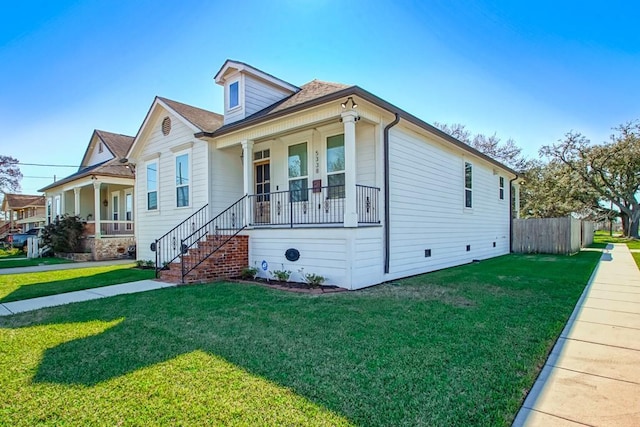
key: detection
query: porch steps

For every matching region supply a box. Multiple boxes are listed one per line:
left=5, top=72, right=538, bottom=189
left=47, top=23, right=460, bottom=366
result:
left=159, top=234, right=248, bottom=284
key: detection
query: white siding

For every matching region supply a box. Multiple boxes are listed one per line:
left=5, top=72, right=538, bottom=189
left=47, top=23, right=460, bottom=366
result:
left=209, top=145, right=244, bottom=215
left=244, top=75, right=291, bottom=116
left=248, top=226, right=383, bottom=290
left=386, top=126, right=511, bottom=280
left=356, top=123, right=376, bottom=186
left=134, top=109, right=209, bottom=261
left=85, top=139, right=113, bottom=166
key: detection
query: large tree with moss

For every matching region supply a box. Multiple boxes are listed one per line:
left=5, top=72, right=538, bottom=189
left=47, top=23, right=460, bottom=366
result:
left=540, top=121, right=640, bottom=237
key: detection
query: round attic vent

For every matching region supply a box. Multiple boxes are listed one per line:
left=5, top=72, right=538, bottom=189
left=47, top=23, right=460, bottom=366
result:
left=162, top=116, right=171, bottom=136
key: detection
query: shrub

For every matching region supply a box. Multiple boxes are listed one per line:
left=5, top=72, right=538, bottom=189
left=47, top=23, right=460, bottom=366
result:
left=241, top=266, right=259, bottom=280
left=41, top=215, right=85, bottom=253
left=304, top=273, right=326, bottom=288
left=271, top=269, right=291, bottom=282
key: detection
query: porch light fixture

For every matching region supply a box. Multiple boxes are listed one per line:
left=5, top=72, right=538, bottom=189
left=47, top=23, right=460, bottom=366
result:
left=120, top=158, right=136, bottom=172
left=341, top=96, right=357, bottom=109
left=103, top=199, right=108, bottom=207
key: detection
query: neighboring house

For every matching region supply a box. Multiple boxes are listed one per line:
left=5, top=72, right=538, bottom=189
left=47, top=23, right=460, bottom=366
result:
left=0, top=194, right=46, bottom=235
left=39, top=130, right=135, bottom=259
left=127, top=59, right=518, bottom=290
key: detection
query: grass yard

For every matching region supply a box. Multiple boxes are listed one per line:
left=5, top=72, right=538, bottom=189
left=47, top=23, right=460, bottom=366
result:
left=0, top=257, right=73, bottom=269
left=593, top=229, right=640, bottom=249
left=0, top=264, right=155, bottom=302
left=0, top=252, right=600, bottom=426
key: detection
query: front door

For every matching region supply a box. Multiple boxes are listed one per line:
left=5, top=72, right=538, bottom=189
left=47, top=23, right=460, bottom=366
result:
left=254, top=161, right=270, bottom=224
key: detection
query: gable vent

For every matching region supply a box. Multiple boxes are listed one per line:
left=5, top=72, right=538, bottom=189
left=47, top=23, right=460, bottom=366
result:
left=162, top=116, right=172, bottom=136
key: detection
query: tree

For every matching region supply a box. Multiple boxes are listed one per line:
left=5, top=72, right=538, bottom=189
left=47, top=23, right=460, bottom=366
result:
left=540, top=121, right=640, bottom=238
left=434, top=122, right=528, bottom=171
left=41, top=215, right=85, bottom=253
left=519, top=160, right=602, bottom=219
left=0, top=155, right=22, bottom=193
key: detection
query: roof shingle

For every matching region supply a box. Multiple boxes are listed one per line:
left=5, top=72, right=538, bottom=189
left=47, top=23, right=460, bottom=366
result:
left=158, top=97, right=224, bottom=133
left=3, top=194, right=45, bottom=209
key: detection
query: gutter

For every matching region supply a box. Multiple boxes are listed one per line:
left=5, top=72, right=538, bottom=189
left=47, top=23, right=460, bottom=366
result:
left=384, top=113, right=401, bottom=274
left=509, top=175, right=519, bottom=253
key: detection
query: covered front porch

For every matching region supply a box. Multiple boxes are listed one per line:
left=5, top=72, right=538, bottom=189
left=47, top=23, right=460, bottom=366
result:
left=50, top=178, right=135, bottom=238
left=225, top=108, right=382, bottom=228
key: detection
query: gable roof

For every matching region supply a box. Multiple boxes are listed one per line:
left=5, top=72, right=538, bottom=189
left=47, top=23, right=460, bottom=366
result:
left=38, top=158, right=134, bottom=192
left=95, top=130, right=134, bottom=159
left=127, top=96, right=224, bottom=160
left=2, top=194, right=45, bottom=211
left=199, top=81, right=517, bottom=176
left=157, top=97, right=223, bottom=133
left=214, top=59, right=299, bottom=92
left=78, top=129, right=135, bottom=170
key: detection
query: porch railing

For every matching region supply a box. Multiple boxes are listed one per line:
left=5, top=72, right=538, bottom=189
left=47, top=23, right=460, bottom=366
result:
left=153, top=204, right=209, bottom=277
left=247, top=184, right=380, bottom=227
left=99, top=220, right=135, bottom=235
left=180, top=196, right=247, bottom=282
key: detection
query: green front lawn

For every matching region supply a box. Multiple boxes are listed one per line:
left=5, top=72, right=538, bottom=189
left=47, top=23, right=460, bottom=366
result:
left=0, top=252, right=600, bottom=426
left=0, top=264, right=155, bottom=302
left=0, top=257, right=73, bottom=269
left=593, top=229, right=640, bottom=249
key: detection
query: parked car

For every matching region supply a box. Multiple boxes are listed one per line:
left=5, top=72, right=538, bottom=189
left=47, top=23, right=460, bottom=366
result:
left=6, top=233, right=33, bottom=250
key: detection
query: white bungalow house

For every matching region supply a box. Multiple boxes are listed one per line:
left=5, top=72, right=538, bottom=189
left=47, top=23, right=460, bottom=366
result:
left=127, top=60, right=518, bottom=289
left=40, top=130, right=136, bottom=260
left=0, top=194, right=46, bottom=235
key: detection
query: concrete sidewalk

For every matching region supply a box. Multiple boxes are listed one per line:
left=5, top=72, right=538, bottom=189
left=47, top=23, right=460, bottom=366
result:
left=514, top=243, right=640, bottom=426
left=0, top=259, right=135, bottom=275
left=0, top=279, right=174, bottom=316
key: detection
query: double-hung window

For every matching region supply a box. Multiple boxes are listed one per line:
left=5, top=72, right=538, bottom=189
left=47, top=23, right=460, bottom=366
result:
left=176, top=153, right=189, bottom=207
left=326, top=134, right=345, bottom=199
left=499, top=176, right=505, bottom=200
left=147, top=162, right=158, bottom=210
left=464, top=162, right=473, bottom=208
left=288, top=142, right=308, bottom=202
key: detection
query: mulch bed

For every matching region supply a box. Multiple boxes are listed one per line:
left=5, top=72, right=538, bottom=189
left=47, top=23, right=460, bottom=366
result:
left=234, top=279, right=347, bottom=294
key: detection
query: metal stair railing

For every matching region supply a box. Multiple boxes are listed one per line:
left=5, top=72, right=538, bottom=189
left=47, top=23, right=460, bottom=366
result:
left=153, top=204, right=209, bottom=277
left=179, top=195, right=247, bottom=283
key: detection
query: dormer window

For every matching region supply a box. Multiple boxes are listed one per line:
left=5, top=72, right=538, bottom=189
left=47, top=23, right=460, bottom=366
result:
left=229, top=81, right=239, bottom=109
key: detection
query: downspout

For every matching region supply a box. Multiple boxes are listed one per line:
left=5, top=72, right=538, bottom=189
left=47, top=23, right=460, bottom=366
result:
left=509, top=175, right=519, bottom=253
left=384, top=113, right=401, bottom=274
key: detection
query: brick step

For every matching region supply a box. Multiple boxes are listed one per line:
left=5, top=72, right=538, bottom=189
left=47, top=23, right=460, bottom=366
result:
left=159, top=234, right=248, bottom=284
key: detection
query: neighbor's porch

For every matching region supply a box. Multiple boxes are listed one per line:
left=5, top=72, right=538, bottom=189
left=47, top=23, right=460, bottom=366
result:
left=48, top=178, right=135, bottom=238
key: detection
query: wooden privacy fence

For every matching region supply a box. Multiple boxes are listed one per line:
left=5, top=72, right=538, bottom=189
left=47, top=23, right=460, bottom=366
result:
left=512, top=217, right=595, bottom=255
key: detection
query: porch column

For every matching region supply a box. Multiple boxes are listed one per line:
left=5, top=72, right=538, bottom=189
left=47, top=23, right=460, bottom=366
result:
left=93, top=180, right=102, bottom=239
left=241, top=139, right=254, bottom=226
left=341, top=110, right=359, bottom=227
left=60, top=191, right=66, bottom=216
left=73, top=187, right=81, bottom=216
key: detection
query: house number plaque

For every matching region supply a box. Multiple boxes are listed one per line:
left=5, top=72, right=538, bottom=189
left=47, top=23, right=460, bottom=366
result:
left=315, top=150, right=320, bottom=173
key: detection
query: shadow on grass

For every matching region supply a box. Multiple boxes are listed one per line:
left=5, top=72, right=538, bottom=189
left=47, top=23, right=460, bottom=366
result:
left=5, top=252, right=603, bottom=426
left=0, top=268, right=155, bottom=303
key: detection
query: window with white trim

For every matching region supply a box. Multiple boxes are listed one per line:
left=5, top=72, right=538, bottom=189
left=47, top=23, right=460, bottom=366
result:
left=125, top=192, right=133, bottom=231
left=175, top=153, right=190, bottom=207
left=499, top=176, right=505, bottom=200
left=288, top=142, right=308, bottom=202
left=112, top=193, right=119, bottom=231
left=326, top=134, right=345, bottom=199
left=147, top=162, right=158, bottom=210
left=464, top=162, right=472, bottom=208
left=229, top=81, right=239, bottom=109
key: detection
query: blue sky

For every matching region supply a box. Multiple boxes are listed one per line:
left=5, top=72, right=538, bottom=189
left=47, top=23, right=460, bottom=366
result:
left=1, top=0, right=639, bottom=194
